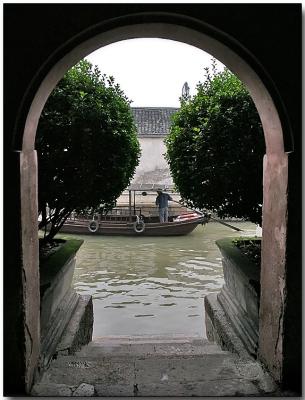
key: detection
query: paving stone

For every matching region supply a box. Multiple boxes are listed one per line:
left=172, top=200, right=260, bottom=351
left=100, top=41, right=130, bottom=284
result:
left=94, top=383, right=135, bottom=396
left=40, top=356, right=134, bottom=386
left=233, top=359, right=277, bottom=392
left=135, top=378, right=260, bottom=397
left=187, top=379, right=260, bottom=397
left=31, top=383, right=73, bottom=396
left=72, top=383, right=95, bottom=396
left=134, top=353, right=240, bottom=384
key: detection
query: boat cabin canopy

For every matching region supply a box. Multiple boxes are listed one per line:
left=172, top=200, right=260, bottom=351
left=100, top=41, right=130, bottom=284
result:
left=127, top=183, right=175, bottom=193
left=125, top=183, right=176, bottom=221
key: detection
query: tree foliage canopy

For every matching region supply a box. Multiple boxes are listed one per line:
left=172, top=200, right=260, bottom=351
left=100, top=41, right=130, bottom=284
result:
left=165, top=62, right=265, bottom=224
left=36, top=60, right=140, bottom=241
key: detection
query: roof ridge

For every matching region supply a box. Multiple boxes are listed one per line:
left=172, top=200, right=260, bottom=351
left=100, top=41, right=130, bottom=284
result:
left=131, top=106, right=179, bottom=110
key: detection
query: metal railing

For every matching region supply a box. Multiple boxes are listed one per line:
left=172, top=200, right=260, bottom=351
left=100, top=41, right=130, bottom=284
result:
left=68, top=204, right=186, bottom=222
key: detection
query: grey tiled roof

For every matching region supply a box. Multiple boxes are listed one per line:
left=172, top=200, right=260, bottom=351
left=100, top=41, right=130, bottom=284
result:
left=131, top=107, right=179, bottom=136
left=127, top=183, right=175, bottom=191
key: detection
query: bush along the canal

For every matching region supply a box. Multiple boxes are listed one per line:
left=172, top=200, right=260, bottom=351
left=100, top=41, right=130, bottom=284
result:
left=36, top=59, right=141, bottom=244
left=165, top=59, right=265, bottom=225
left=39, top=238, right=83, bottom=270
left=232, top=237, right=261, bottom=267
left=232, top=237, right=262, bottom=301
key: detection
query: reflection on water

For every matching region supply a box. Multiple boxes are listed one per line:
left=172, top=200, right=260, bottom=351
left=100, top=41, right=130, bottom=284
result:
left=67, top=222, right=257, bottom=338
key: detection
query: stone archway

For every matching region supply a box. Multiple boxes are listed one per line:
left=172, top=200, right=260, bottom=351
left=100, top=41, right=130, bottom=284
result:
left=18, top=20, right=289, bottom=391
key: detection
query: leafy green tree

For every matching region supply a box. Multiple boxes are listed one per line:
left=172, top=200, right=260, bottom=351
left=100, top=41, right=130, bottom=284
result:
left=165, top=61, right=265, bottom=224
left=36, top=60, right=140, bottom=241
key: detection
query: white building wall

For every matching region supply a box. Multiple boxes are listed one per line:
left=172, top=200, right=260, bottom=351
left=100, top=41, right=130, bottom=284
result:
left=131, top=136, right=173, bottom=186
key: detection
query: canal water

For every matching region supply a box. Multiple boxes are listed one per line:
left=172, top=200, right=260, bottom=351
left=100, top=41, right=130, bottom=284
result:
left=69, top=221, right=257, bottom=339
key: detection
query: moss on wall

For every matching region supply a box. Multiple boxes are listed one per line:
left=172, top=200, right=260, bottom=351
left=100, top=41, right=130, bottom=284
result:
left=40, top=238, right=83, bottom=285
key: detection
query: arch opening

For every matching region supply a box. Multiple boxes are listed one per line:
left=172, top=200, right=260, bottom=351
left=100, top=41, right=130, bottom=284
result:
left=18, top=19, right=289, bottom=389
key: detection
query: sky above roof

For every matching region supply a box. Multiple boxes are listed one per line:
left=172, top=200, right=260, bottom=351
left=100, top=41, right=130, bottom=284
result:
left=85, top=38, right=225, bottom=107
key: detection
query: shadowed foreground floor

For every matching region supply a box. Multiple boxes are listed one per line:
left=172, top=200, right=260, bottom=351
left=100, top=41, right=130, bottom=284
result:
left=31, top=335, right=282, bottom=397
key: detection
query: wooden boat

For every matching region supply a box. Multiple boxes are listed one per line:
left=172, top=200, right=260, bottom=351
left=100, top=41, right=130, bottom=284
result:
left=59, top=213, right=209, bottom=237
left=58, top=184, right=210, bottom=236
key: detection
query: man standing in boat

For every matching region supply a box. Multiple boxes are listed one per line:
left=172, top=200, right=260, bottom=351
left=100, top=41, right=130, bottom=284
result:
left=155, top=189, right=173, bottom=223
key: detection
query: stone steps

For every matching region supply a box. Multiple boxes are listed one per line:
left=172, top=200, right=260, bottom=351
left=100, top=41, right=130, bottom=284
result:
left=78, top=334, right=225, bottom=358
left=39, top=292, right=93, bottom=373
left=31, top=335, right=278, bottom=397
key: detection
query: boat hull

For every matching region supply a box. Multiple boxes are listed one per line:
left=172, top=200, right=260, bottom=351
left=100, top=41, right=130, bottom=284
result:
left=58, top=217, right=207, bottom=236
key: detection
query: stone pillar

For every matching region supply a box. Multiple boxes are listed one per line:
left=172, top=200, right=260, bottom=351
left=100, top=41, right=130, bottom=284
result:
left=20, top=150, right=41, bottom=392
left=4, top=151, right=24, bottom=395
left=4, top=150, right=40, bottom=394
left=259, top=152, right=288, bottom=383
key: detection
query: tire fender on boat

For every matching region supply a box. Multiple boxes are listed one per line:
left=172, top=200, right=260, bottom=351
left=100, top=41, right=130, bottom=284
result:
left=133, top=220, right=145, bottom=234
left=88, top=220, right=99, bottom=233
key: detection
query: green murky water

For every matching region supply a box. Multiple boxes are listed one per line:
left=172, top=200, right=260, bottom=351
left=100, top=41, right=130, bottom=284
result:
left=68, top=221, right=257, bottom=338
